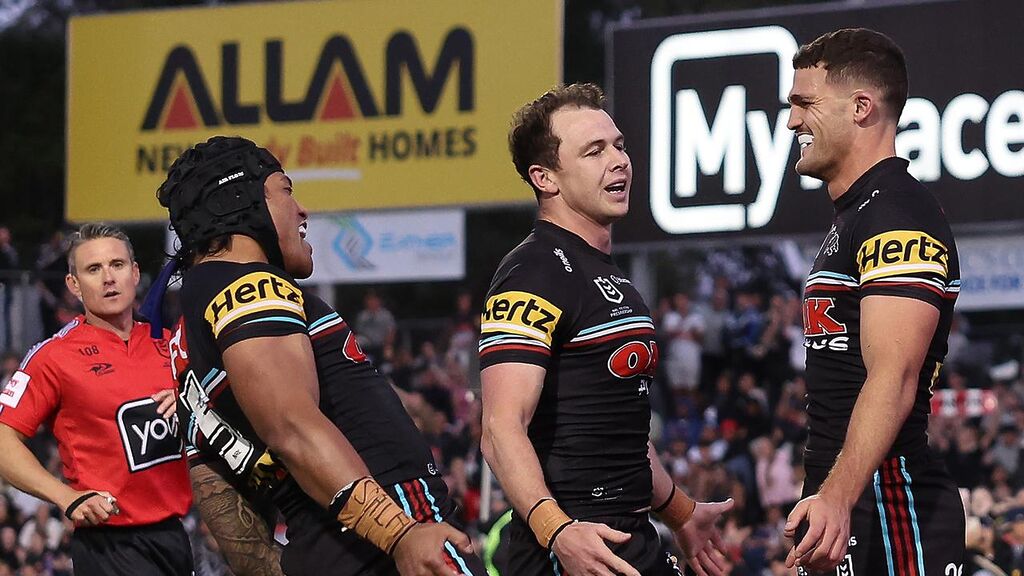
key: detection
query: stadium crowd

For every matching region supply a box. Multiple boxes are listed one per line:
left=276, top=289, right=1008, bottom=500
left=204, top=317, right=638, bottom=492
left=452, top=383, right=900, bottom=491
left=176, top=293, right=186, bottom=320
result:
left=0, top=230, right=1021, bottom=575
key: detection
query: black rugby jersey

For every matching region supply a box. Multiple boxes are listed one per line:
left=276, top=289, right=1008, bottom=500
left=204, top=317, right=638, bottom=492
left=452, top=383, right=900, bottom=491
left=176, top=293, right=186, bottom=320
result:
left=480, top=220, right=656, bottom=518
left=802, top=158, right=960, bottom=465
left=172, top=261, right=437, bottom=513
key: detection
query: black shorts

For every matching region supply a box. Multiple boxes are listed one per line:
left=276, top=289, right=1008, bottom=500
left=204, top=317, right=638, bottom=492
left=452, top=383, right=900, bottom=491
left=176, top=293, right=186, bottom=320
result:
left=70, top=517, right=193, bottom=576
left=507, top=511, right=682, bottom=576
left=799, top=454, right=965, bottom=576
left=280, top=476, right=486, bottom=576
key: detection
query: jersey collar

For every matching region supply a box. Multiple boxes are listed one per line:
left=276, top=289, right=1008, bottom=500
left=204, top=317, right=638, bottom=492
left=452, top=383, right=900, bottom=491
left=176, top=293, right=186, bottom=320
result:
left=834, top=157, right=910, bottom=213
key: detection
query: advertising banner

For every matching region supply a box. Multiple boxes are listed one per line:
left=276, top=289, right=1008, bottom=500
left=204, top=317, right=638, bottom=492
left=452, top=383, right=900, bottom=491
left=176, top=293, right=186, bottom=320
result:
left=68, top=0, right=561, bottom=221
left=609, top=0, right=1024, bottom=244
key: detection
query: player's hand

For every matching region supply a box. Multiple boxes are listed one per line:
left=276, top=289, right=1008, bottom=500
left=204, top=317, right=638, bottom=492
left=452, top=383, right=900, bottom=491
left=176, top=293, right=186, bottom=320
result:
left=550, top=521, right=640, bottom=576
left=784, top=492, right=851, bottom=573
left=63, top=490, right=119, bottom=526
left=392, top=522, right=473, bottom=576
left=673, top=499, right=733, bottom=576
left=152, top=389, right=177, bottom=418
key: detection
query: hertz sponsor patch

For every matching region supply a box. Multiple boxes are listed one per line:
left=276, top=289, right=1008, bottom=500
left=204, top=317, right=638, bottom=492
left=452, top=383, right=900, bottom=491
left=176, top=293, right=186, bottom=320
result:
left=856, top=230, right=949, bottom=282
left=481, top=291, right=562, bottom=346
left=204, top=272, right=305, bottom=338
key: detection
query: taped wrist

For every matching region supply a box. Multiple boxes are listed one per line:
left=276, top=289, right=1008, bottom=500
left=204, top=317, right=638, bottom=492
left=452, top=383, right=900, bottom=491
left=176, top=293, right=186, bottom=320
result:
left=527, top=498, right=573, bottom=549
left=654, top=485, right=696, bottom=531
left=331, top=477, right=415, bottom=554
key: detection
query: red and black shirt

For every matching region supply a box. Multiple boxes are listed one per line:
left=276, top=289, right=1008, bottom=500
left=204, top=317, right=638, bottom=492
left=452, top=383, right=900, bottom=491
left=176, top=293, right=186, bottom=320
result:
left=802, top=158, right=960, bottom=465
left=479, top=221, right=657, bottom=518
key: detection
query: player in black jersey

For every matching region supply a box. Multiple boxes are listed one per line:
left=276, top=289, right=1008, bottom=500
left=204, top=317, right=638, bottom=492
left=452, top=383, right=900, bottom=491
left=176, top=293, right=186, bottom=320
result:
left=480, top=83, right=732, bottom=576
left=783, top=29, right=965, bottom=575
left=150, top=136, right=484, bottom=576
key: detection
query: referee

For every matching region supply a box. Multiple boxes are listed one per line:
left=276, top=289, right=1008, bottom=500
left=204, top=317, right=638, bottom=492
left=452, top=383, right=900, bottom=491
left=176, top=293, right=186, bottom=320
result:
left=0, top=223, right=193, bottom=575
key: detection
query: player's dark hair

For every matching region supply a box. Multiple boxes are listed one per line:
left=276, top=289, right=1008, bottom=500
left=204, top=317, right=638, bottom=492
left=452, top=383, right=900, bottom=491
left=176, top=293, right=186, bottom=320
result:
left=509, top=83, right=606, bottom=198
left=793, top=28, right=908, bottom=119
left=66, top=223, right=135, bottom=275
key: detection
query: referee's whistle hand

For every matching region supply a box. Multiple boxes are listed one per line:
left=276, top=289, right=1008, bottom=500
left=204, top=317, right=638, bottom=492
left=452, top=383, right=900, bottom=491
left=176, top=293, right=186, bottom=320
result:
left=66, top=490, right=119, bottom=526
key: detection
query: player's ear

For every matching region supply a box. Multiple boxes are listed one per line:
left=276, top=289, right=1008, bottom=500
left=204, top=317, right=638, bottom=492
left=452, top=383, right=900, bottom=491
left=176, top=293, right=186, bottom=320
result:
left=65, top=273, right=82, bottom=302
left=529, top=165, right=558, bottom=197
left=852, top=90, right=875, bottom=124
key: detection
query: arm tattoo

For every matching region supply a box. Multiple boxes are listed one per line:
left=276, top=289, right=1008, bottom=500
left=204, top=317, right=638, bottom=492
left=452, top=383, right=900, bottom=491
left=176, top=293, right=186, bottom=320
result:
left=190, top=463, right=285, bottom=576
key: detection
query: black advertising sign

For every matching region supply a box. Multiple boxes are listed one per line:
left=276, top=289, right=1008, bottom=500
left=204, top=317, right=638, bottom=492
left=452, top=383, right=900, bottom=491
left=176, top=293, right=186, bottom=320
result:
left=609, top=0, right=1024, bottom=245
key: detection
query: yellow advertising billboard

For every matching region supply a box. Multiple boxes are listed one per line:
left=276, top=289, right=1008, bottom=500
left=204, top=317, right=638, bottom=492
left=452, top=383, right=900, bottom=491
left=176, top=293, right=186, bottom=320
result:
left=67, top=0, right=562, bottom=222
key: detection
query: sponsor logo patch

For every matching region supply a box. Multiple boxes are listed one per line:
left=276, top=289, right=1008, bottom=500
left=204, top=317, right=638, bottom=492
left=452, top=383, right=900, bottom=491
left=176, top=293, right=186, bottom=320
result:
left=856, top=230, right=949, bottom=282
left=204, top=272, right=305, bottom=337
left=0, top=371, right=30, bottom=409
left=117, top=398, right=184, bottom=472
left=481, top=291, right=562, bottom=346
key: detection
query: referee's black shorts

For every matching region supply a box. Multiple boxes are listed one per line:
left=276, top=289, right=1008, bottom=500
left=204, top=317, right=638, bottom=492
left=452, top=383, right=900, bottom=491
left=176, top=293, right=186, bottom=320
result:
left=507, top=510, right=683, bottom=576
left=799, top=453, right=965, bottom=576
left=280, top=475, right=486, bottom=576
left=70, top=516, right=193, bottom=576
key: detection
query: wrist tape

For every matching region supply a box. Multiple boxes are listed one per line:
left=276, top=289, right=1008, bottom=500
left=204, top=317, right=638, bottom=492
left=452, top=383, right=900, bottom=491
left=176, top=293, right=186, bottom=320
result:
left=330, top=477, right=415, bottom=554
left=654, top=485, right=696, bottom=531
left=527, top=498, right=573, bottom=549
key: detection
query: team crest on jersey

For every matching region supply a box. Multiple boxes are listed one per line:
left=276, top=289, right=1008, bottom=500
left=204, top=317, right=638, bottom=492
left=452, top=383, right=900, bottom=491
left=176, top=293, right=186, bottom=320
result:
left=204, top=272, right=305, bottom=338
left=593, top=276, right=624, bottom=304
left=821, top=224, right=840, bottom=257
left=117, top=398, right=184, bottom=472
left=481, top=291, right=562, bottom=346
left=0, top=371, right=30, bottom=409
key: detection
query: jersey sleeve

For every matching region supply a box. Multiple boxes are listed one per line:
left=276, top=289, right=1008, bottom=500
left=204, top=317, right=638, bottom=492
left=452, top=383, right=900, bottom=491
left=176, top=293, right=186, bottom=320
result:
left=479, top=260, right=570, bottom=371
left=0, top=343, right=61, bottom=437
left=851, top=199, right=953, bottom=309
left=202, top=267, right=308, bottom=351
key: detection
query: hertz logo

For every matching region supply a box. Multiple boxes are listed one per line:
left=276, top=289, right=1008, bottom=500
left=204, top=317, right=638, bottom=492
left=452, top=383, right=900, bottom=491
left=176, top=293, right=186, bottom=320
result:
left=481, top=291, right=561, bottom=346
left=857, top=230, right=949, bottom=282
left=204, top=272, right=304, bottom=337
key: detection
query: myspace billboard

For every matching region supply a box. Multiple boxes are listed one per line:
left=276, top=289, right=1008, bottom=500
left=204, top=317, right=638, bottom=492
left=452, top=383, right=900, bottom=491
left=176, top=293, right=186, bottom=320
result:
left=608, top=0, right=1024, bottom=243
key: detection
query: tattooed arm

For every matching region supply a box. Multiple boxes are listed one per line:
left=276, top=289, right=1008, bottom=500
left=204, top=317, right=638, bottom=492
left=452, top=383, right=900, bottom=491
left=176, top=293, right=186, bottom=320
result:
left=190, top=463, right=284, bottom=576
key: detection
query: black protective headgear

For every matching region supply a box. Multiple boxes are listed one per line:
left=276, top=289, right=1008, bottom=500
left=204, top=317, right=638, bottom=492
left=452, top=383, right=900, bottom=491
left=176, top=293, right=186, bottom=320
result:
left=157, top=136, right=284, bottom=268
left=142, top=136, right=284, bottom=338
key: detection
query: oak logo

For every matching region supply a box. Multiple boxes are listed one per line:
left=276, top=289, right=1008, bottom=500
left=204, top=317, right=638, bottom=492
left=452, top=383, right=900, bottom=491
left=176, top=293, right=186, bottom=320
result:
left=204, top=272, right=305, bottom=337
left=481, top=291, right=562, bottom=346
left=803, top=298, right=847, bottom=336
left=856, top=230, right=949, bottom=281
left=141, top=28, right=474, bottom=131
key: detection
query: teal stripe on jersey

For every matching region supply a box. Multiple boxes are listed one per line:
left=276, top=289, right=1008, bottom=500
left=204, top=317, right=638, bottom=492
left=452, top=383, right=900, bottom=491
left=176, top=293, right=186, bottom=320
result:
left=576, top=316, right=654, bottom=336
left=308, top=312, right=340, bottom=331
left=241, top=316, right=307, bottom=329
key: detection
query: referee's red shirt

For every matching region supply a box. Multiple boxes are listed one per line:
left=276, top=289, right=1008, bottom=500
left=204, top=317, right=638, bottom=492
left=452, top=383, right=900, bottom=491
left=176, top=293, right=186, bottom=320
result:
left=0, top=317, right=191, bottom=526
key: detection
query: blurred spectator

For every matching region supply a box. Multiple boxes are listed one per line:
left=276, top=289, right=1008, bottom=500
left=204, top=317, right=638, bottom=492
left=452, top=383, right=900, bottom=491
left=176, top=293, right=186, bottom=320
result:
left=995, top=507, right=1024, bottom=573
left=0, top=226, right=18, bottom=351
left=354, top=290, right=396, bottom=364
left=697, top=285, right=730, bottom=397
left=987, top=425, right=1024, bottom=485
left=662, top=292, right=704, bottom=396
left=0, top=354, right=19, bottom=384
left=751, top=437, right=800, bottom=509
left=447, top=290, right=479, bottom=373
left=966, top=516, right=1007, bottom=576
left=727, top=286, right=765, bottom=370
left=946, top=424, right=987, bottom=490
left=15, top=505, right=61, bottom=552
left=33, top=231, right=67, bottom=336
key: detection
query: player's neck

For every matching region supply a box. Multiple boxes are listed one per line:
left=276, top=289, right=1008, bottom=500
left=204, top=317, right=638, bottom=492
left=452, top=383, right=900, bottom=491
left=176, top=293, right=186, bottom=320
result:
left=538, top=205, right=613, bottom=254
left=196, top=235, right=270, bottom=266
left=83, top=309, right=134, bottom=341
left=826, top=131, right=898, bottom=201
